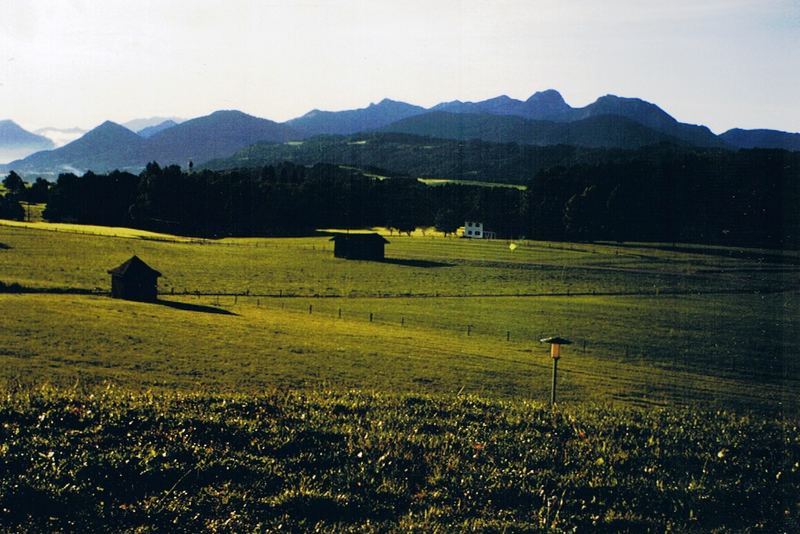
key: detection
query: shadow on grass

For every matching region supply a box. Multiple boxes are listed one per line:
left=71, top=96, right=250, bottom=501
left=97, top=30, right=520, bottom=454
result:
left=155, top=299, right=238, bottom=316
left=381, top=258, right=453, bottom=268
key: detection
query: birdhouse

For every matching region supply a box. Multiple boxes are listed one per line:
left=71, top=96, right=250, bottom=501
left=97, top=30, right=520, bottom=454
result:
left=540, top=336, right=572, bottom=360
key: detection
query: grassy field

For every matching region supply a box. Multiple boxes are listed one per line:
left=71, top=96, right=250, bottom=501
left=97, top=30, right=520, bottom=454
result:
left=1, top=221, right=798, bottom=529
left=0, top=222, right=798, bottom=410
left=0, top=388, right=796, bottom=532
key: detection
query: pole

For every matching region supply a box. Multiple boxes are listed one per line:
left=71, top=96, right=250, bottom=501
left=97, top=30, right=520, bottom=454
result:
left=551, top=357, right=558, bottom=405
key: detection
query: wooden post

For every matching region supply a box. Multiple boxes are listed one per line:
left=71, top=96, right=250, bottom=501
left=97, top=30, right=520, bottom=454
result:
left=369, top=312, right=373, bottom=322
left=401, top=317, right=405, bottom=327
left=583, top=340, right=586, bottom=353
left=338, top=307, right=342, bottom=318
left=309, top=304, right=313, bottom=314
left=467, top=324, right=472, bottom=336
left=506, top=331, right=510, bottom=341
left=551, top=357, right=559, bottom=405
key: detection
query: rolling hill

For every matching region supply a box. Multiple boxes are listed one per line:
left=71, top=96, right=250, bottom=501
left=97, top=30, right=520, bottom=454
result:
left=202, top=131, right=639, bottom=183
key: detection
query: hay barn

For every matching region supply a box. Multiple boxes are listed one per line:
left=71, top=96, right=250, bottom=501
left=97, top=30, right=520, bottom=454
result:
left=330, top=233, right=389, bottom=261
left=107, top=256, right=161, bottom=302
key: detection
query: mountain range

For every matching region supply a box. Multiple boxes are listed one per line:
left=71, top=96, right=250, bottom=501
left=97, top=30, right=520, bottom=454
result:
left=2, top=89, right=798, bottom=177
left=1, top=111, right=298, bottom=177
left=377, top=112, right=692, bottom=149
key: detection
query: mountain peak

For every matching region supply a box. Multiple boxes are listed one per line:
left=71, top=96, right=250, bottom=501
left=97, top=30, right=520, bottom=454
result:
left=208, top=109, right=251, bottom=119
left=526, top=89, right=566, bottom=104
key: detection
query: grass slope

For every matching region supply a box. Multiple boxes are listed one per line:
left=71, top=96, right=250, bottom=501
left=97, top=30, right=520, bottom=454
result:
left=0, top=224, right=798, bottom=411
left=1, top=223, right=799, bottom=530
left=0, top=388, right=797, bottom=532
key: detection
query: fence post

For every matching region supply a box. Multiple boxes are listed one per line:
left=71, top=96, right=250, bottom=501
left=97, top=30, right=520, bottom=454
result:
left=506, top=331, right=510, bottom=341
left=467, top=325, right=472, bottom=336
left=309, top=304, right=313, bottom=314
left=369, top=312, right=373, bottom=322
left=401, top=316, right=405, bottom=327
left=338, top=307, right=342, bottom=319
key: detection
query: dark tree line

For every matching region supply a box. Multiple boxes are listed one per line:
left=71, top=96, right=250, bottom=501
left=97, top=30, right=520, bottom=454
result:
left=1, top=171, right=52, bottom=220
left=17, top=145, right=800, bottom=249
left=528, top=146, right=800, bottom=248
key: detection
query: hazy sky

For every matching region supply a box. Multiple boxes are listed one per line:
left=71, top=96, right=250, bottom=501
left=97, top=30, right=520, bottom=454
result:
left=1, top=0, right=797, bottom=133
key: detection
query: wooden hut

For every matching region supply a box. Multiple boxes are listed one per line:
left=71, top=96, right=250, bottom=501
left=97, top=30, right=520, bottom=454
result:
left=329, top=233, right=389, bottom=261
left=107, top=256, right=161, bottom=302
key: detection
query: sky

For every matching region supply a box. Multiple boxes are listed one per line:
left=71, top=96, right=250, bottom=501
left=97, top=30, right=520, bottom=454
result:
left=0, top=0, right=798, bottom=133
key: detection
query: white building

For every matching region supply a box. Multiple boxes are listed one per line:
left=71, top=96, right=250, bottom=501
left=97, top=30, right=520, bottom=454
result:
left=463, top=221, right=496, bottom=239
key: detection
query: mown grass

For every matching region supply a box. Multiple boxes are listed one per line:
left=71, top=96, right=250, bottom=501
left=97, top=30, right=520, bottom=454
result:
left=0, top=388, right=797, bottom=533
left=1, top=224, right=796, bottom=297
left=1, top=222, right=799, bottom=529
left=0, top=223, right=798, bottom=412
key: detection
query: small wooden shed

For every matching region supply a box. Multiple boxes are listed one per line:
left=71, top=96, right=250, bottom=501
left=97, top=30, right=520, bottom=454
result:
left=330, top=233, right=389, bottom=261
left=107, top=255, right=161, bottom=302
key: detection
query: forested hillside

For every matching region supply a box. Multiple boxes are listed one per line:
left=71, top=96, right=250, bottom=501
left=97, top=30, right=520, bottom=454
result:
left=25, top=145, right=799, bottom=248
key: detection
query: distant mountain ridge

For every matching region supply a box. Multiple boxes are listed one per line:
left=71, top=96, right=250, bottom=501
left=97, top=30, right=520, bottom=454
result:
left=432, top=89, right=571, bottom=120
left=0, top=120, right=55, bottom=164
left=137, top=120, right=179, bottom=138
left=2, top=111, right=300, bottom=177
left=379, top=111, right=690, bottom=149
left=122, top=116, right=184, bottom=132
left=429, top=91, right=724, bottom=147
left=283, top=89, right=728, bottom=148
left=287, top=99, right=426, bottom=136
left=34, top=126, right=87, bottom=148
left=3, top=88, right=798, bottom=177
left=8, top=121, right=149, bottom=175
left=720, top=128, right=800, bottom=151
left=145, top=110, right=298, bottom=166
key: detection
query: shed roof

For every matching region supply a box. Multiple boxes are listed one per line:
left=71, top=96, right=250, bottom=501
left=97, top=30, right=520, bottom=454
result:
left=329, top=233, right=389, bottom=244
left=107, top=255, right=162, bottom=277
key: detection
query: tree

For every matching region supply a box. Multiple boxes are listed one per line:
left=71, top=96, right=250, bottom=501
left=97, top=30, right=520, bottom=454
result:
left=27, top=178, right=51, bottom=203
left=2, top=171, right=26, bottom=197
left=0, top=194, right=24, bottom=220
left=563, top=185, right=606, bottom=241
left=434, top=208, right=461, bottom=237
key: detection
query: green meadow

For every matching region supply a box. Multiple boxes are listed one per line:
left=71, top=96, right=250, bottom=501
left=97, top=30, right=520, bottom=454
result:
left=0, top=221, right=798, bottom=530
